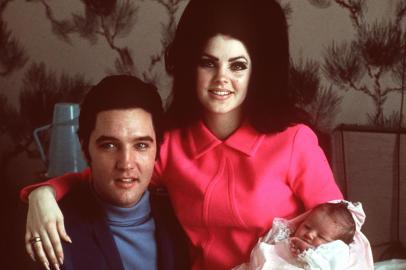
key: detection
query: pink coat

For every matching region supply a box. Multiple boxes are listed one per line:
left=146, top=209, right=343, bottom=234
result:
left=153, top=122, right=342, bottom=269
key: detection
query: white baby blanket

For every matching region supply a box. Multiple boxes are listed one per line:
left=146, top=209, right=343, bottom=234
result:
left=233, top=200, right=374, bottom=270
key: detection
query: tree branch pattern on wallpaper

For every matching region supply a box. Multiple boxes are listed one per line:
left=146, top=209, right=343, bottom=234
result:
left=289, top=58, right=343, bottom=132
left=0, top=0, right=27, bottom=76
left=323, top=0, right=406, bottom=128
left=279, top=0, right=343, bottom=132
left=34, top=0, right=186, bottom=82
left=0, top=63, right=89, bottom=182
left=0, top=0, right=405, bottom=185
left=36, top=0, right=139, bottom=75
left=142, top=0, right=186, bottom=85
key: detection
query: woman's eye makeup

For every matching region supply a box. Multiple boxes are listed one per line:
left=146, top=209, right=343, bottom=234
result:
left=198, top=55, right=249, bottom=74
left=230, top=61, right=248, bottom=71
left=198, top=58, right=216, bottom=68
left=198, top=58, right=248, bottom=72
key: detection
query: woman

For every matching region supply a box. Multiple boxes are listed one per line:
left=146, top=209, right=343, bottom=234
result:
left=21, top=0, right=343, bottom=269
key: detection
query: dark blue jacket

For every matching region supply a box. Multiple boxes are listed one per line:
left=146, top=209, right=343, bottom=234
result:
left=59, top=182, right=189, bottom=270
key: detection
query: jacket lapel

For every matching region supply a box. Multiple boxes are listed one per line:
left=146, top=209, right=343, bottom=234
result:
left=90, top=217, right=124, bottom=270
left=81, top=184, right=125, bottom=270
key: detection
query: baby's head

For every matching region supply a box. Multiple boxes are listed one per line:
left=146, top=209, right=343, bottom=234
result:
left=294, top=202, right=356, bottom=247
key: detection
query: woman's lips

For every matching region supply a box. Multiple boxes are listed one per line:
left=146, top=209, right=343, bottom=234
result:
left=208, top=89, right=233, bottom=99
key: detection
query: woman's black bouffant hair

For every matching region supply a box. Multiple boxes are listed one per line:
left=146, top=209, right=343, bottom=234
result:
left=165, top=0, right=309, bottom=133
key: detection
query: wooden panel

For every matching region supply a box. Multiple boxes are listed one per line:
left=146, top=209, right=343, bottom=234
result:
left=330, top=128, right=406, bottom=261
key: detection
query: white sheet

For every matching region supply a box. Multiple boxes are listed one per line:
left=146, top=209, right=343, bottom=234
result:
left=233, top=200, right=374, bottom=270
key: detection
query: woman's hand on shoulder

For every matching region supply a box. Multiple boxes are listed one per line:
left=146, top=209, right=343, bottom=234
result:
left=25, top=186, right=71, bottom=270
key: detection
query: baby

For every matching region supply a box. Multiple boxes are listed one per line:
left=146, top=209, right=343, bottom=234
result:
left=289, top=202, right=355, bottom=257
left=234, top=200, right=373, bottom=270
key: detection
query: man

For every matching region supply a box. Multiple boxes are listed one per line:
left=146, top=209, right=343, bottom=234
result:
left=28, top=75, right=187, bottom=270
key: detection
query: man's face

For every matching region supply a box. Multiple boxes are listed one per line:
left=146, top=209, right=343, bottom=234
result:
left=87, top=108, right=157, bottom=207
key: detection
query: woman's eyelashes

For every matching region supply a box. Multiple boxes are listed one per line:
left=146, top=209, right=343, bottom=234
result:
left=198, top=57, right=248, bottom=71
left=198, top=58, right=215, bottom=68
left=230, top=61, right=248, bottom=71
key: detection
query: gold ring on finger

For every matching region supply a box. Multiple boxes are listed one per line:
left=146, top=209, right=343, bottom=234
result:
left=30, top=236, right=41, bottom=244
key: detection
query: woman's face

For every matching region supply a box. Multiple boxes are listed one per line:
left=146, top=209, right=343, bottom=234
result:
left=196, top=34, right=252, bottom=119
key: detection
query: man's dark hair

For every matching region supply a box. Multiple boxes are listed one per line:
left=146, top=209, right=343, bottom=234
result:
left=77, top=75, right=164, bottom=161
left=164, top=0, right=309, bottom=133
left=313, top=202, right=356, bottom=244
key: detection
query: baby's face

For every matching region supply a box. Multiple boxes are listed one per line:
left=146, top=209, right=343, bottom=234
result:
left=293, top=209, right=343, bottom=247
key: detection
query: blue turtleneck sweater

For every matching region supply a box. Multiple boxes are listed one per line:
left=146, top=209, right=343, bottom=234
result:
left=99, top=192, right=157, bottom=270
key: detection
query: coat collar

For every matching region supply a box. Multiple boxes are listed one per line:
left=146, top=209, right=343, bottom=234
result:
left=187, top=120, right=264, bottom=159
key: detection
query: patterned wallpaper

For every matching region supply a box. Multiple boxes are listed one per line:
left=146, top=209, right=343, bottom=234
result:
left=0, top=0, right=405, bottom=187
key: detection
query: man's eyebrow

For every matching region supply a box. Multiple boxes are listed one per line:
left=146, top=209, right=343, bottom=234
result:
left=134, top=136, right=154, bottom=142
left=201, top=53, right=248, bottom=62
left=95, top=136, right=118, bottom=143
